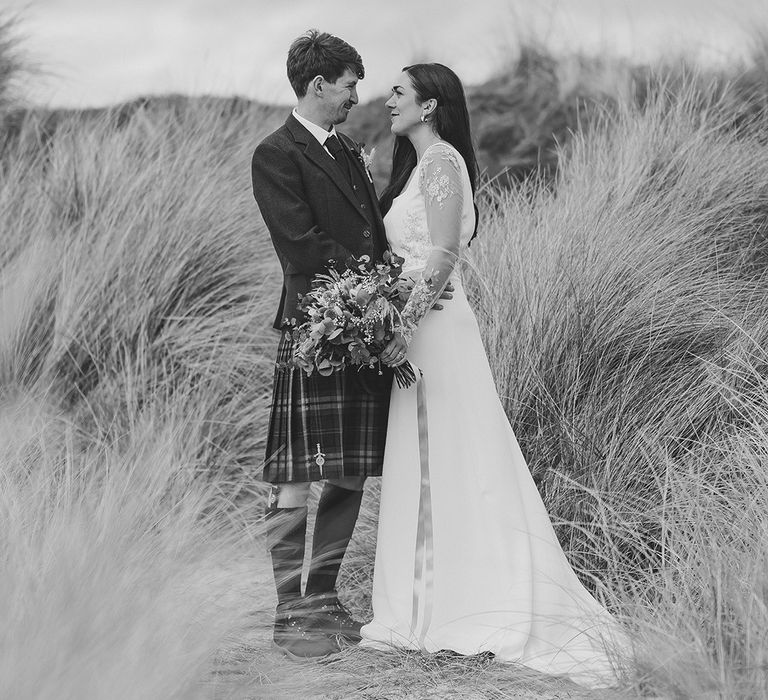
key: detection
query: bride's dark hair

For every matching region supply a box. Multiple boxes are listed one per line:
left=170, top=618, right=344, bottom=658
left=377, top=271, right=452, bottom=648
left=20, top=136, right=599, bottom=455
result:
left=379, top=63, right=479, bottom=239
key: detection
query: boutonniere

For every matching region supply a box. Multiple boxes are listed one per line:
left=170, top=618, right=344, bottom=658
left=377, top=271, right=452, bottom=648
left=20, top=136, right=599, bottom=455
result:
left=354, top=142, right=376, bottom=184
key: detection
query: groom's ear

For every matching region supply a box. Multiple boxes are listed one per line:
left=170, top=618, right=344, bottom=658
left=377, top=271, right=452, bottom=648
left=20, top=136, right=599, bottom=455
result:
left=310, top=75, right=325, bottom=96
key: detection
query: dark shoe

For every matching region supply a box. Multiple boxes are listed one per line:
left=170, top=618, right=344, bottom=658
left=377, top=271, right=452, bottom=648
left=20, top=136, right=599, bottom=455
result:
left=305, top=592, right=362, bottom=643
left=272, top=601, right=341, bottom=660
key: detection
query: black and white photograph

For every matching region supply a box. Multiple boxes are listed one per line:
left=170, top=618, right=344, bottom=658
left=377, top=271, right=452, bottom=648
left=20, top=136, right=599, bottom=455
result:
left=1, top=1, right=767, bottom=698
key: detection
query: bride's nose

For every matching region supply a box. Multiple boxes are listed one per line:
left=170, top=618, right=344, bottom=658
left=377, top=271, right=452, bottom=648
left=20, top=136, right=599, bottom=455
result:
left=385, top=95, right=395, bottom=109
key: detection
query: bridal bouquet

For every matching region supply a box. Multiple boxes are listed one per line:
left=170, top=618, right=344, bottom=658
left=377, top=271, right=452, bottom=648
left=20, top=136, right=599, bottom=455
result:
left=291, top=251, right=417, bottom=388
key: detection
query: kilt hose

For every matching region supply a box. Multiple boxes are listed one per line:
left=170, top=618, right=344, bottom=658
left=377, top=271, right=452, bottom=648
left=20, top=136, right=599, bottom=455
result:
left=263, top=331, right=393, bottom=483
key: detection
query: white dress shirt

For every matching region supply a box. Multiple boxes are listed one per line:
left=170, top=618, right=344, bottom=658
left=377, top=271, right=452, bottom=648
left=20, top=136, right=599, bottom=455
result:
left=292, top=108, right=339, bottom=158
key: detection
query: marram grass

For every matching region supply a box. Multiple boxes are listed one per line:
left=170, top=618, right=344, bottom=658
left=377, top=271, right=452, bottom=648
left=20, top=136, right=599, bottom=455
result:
left=3, top=38, right=768, bottom=699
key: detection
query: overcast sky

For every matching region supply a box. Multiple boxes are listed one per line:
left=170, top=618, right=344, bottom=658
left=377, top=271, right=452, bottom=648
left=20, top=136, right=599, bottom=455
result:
left=6, top=0, right=767, bottom=108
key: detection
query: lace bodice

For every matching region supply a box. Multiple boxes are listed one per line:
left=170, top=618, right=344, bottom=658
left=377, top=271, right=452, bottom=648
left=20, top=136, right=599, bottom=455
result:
left=383, top=141, right=475, bottom=345
left=384, top=141, right=475, bottom=275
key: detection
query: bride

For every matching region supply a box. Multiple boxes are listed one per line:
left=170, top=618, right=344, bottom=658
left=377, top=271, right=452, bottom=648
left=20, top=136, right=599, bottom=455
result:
left=358, top=63, right=625, bottom=688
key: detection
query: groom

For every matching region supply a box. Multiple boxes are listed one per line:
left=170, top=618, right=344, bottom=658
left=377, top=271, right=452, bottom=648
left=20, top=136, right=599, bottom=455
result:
left=251, top=30, right=391, bottom=659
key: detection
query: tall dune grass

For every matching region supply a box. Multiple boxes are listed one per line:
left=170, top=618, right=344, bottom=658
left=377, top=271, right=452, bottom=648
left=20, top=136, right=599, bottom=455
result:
left=1, top=100, right=286, bottom=484
left=0, top=100, right=289, bottom=698
left=465, top=80, right=768, bottom=697
left=471, top=79, right=768, bottom=533
left=4, top=26, right=768, bottom=698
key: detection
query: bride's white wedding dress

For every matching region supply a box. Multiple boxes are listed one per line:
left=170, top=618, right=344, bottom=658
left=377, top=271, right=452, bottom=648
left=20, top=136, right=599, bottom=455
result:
left=359, top=142, right=624, bottom=688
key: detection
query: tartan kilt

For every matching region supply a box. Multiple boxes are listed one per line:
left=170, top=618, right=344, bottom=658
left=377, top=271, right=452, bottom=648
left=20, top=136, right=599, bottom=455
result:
left=262, top=331, right=392, bottom=483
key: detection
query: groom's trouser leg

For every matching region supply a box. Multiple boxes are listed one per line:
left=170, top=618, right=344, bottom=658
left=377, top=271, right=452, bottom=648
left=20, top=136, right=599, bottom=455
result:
left=305, top=482, right=364, bottom=596
left=266, top=484, right=342, bottom=657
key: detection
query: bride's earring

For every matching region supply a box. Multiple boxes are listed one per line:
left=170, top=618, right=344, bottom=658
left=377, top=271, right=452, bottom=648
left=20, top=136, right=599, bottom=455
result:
left=420, top=113, right=427, bottom=122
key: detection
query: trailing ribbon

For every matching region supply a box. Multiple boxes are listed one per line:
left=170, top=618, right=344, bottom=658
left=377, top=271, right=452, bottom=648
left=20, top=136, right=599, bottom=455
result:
left=410, top=366, right=434, bottom=647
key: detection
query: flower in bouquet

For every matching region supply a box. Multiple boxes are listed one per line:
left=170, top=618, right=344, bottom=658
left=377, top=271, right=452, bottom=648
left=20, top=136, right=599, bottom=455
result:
left=291, top=251, right=417, bottom=388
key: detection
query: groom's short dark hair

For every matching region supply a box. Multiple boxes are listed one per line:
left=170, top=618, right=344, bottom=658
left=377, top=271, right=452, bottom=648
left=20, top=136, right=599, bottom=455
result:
left=287, top=29, right=364, bottom=98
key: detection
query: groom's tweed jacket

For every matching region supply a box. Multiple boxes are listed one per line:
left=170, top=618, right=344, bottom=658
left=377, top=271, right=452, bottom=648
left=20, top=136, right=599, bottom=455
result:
left=252, top=113, right=388, bottom=330
left=251, top=113, right=391, bottom=483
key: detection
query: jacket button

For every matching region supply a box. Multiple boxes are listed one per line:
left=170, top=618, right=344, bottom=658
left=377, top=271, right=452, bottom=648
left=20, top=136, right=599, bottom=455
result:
left=362, top=229, right=371, bottom=238
left=360, top=203, right=366, bottom=209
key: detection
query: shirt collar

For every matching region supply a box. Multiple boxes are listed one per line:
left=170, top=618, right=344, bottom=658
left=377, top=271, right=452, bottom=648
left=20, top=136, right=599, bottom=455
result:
left=292, top=108, right=337, bottom=146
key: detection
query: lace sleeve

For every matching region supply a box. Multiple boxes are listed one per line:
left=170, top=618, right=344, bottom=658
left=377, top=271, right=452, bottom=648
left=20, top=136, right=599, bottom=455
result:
left=397, top=144, right=464, bottom=345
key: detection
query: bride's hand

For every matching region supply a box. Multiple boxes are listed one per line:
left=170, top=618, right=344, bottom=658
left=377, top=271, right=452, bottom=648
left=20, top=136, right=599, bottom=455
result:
left=432, top=281, right=454, bottom=311
left=380, top=333, right=409, bottom=366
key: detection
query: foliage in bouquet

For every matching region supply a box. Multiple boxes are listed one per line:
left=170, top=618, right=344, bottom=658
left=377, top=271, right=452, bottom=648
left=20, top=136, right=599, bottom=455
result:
left=291, top=251, right=416, bottom=387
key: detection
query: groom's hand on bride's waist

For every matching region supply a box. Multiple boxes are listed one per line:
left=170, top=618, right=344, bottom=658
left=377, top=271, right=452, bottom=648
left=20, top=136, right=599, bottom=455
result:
left=432, top=281, right=454, bottom=311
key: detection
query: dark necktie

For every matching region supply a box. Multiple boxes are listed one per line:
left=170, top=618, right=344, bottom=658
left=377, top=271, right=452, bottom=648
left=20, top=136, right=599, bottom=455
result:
left=324, top=134, right=351, bottom=181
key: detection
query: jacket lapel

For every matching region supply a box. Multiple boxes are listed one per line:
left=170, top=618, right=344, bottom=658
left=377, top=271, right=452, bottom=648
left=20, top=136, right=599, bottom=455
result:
left=286, top=115, right=364, bottom=214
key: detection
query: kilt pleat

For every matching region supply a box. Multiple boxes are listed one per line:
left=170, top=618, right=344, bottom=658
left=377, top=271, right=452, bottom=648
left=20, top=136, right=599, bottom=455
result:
left=262, top=332, right=391, bottom=483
